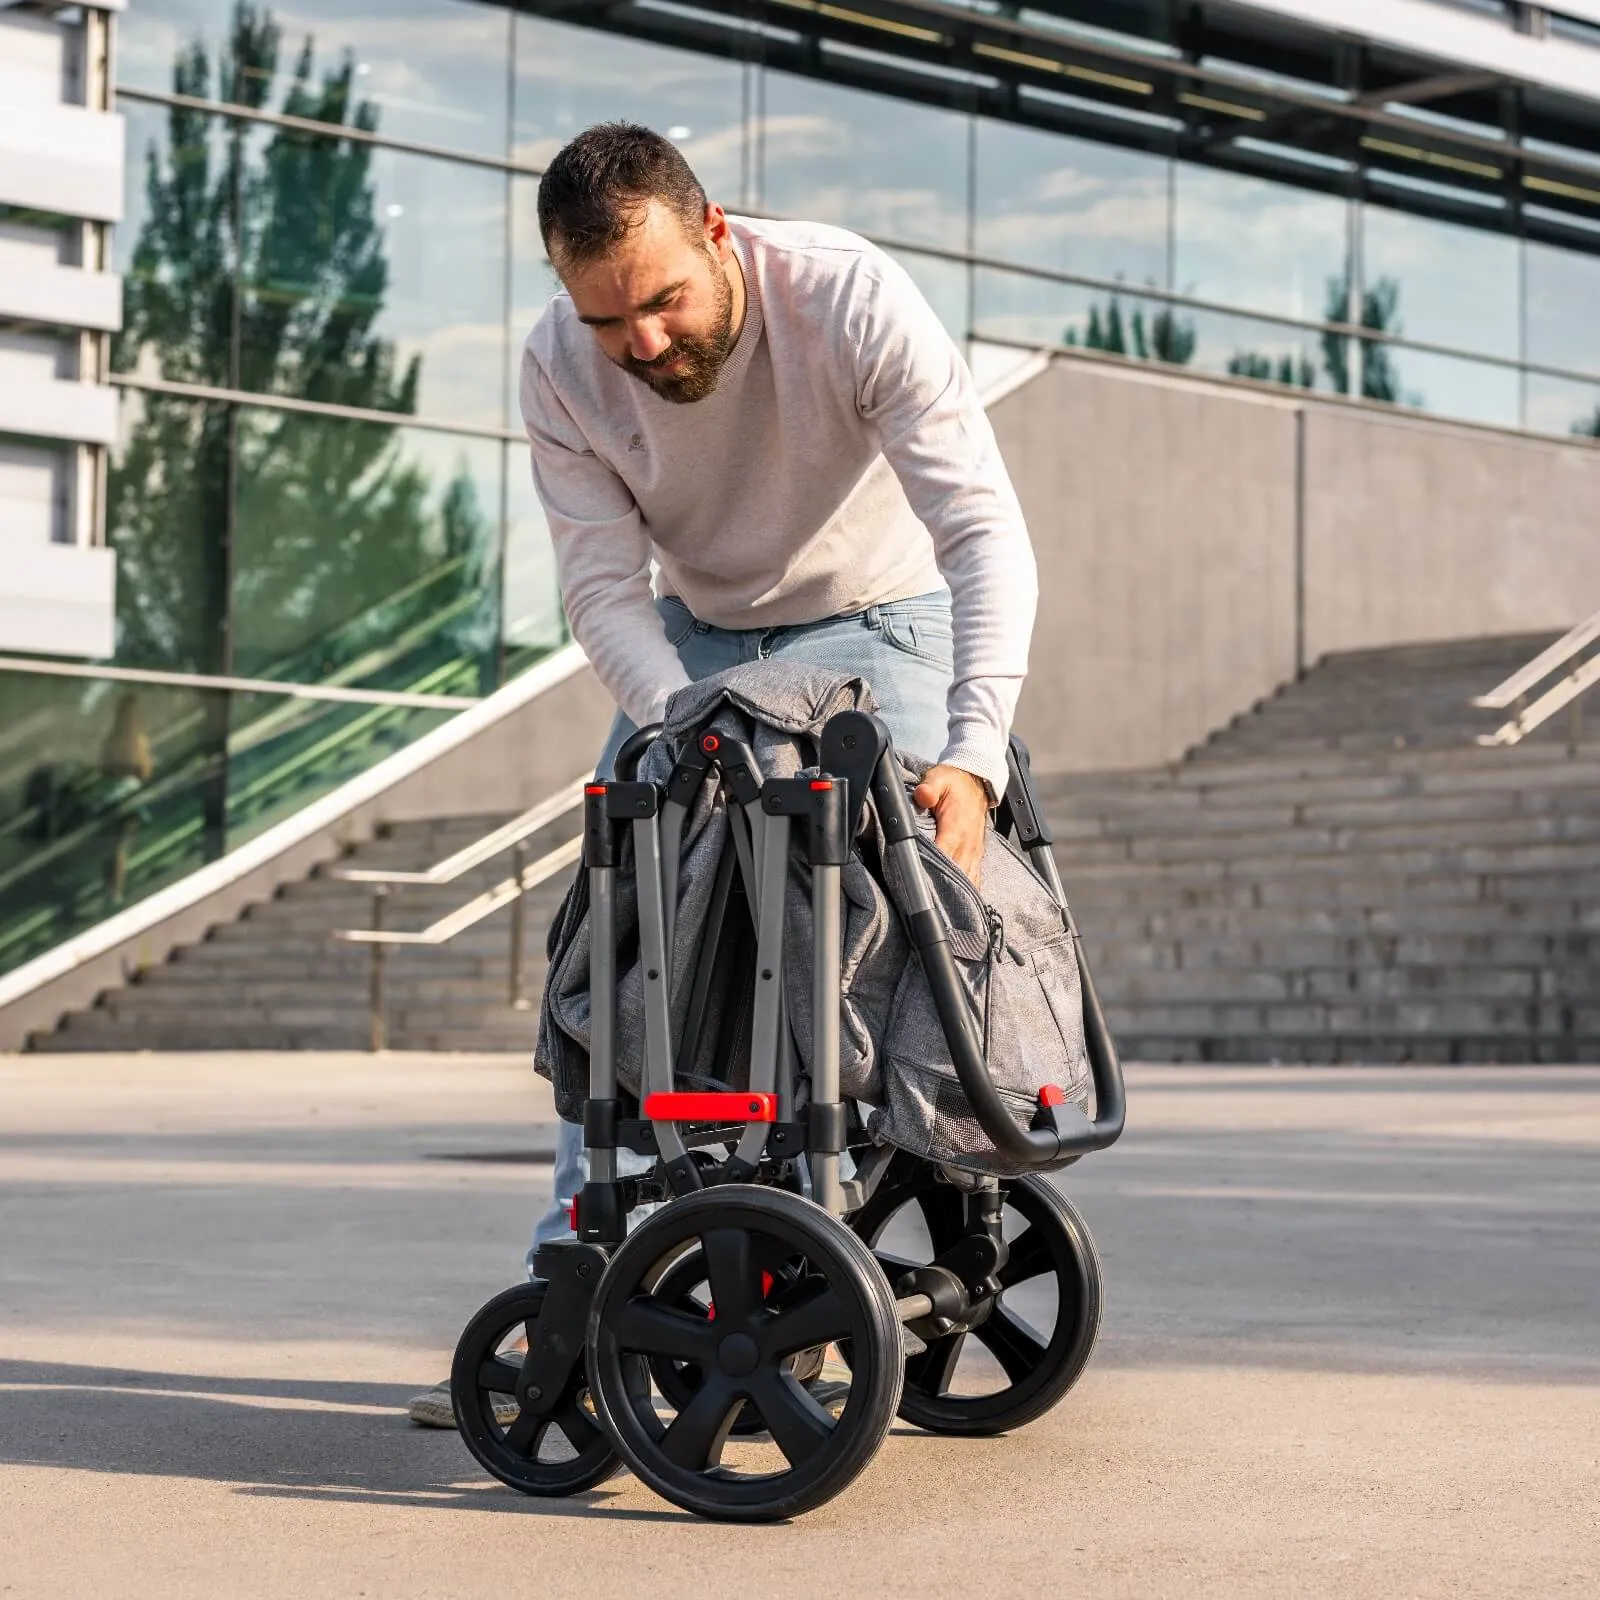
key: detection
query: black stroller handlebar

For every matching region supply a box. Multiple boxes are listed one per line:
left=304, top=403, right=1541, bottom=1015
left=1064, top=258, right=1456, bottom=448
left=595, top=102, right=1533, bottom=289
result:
left=606, top=711, right=1124, bottom=1169
left=612, top=723, right=664, bottom=783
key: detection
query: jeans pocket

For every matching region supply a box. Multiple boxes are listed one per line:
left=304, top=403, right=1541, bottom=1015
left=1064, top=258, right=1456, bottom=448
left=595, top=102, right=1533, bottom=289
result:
left=655, top=595, right=699, bottom=648
left=878, top=601, right=954, bottom=667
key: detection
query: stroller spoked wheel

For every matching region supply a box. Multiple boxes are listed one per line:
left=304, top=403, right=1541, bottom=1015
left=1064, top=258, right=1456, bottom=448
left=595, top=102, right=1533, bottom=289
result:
left=647, top=1247, right=822, bottom=1437
left=450, top=1282, right=621, bottom=1496
left=850, top=1168, right=1102, bottom=1437
left=587, top=1187, right=903, bottom=1522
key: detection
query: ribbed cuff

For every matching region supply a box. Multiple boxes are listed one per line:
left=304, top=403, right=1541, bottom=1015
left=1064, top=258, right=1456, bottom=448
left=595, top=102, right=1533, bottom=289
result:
left=936, top=736, right=1008, bottom=807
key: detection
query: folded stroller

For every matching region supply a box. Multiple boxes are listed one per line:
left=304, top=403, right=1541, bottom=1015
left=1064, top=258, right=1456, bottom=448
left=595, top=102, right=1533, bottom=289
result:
left=450, top=664, right=1125, bottom=1521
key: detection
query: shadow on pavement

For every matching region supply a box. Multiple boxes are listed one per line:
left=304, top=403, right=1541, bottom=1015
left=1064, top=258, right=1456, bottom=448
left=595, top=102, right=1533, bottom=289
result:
left=0, top=1360, right=680, bottom=1520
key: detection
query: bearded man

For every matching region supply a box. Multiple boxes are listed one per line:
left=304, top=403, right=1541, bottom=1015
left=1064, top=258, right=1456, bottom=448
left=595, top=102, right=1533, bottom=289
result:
left=409, top=119, right=1037, bottom=1428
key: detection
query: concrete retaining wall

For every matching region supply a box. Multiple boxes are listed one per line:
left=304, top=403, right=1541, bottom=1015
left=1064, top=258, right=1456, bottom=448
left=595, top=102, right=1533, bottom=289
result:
left=994, top=353, right=1600, bottom=772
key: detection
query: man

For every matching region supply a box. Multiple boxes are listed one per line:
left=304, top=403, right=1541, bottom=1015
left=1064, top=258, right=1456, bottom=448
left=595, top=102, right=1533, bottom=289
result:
left=408, top=121, right=1036, bottom=1428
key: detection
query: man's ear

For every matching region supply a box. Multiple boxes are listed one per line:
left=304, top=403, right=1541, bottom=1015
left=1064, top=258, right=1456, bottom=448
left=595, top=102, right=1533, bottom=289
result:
left=704, top=202, right=733, bottom=260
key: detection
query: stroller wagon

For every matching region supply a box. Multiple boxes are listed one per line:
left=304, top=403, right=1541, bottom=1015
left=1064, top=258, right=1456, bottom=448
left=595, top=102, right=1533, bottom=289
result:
left=450, top=670, right=1125, bottom=1521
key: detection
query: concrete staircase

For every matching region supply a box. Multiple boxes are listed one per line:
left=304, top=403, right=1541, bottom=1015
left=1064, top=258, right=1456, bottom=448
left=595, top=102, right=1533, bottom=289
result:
left=32, top=809, right=582, bottom=1052
left=1189, top=632, right=1565, bottom=760
left=27, top=633, right=1600, bottom=1062
left=1040, top=739, right=1600, bottom=1063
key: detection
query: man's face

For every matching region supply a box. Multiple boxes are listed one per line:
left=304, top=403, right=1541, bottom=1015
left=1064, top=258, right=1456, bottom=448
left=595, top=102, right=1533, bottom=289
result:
left=561, top=200, right=736, bottom=404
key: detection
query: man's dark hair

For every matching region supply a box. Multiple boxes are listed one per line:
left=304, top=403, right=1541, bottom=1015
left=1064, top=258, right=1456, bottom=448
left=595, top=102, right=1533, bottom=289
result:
left=537, top=122, right=708, bottom=269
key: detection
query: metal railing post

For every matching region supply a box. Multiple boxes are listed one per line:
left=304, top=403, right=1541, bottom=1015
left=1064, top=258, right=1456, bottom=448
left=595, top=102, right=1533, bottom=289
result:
left=509, top=840, right=529, bottom=1009
left=369, top=885, right=388, bottom=1051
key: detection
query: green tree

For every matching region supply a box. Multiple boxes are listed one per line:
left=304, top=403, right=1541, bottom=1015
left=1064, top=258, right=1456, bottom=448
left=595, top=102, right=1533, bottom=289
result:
left=1572, top=406, right=1600, bottom=439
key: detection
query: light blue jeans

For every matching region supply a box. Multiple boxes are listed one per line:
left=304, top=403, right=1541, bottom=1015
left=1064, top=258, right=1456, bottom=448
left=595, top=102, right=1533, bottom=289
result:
left=527, top=588, right=955, bottom=1273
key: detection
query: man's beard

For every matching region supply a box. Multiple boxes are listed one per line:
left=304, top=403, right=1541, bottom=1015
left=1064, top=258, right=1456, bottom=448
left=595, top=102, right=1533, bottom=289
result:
left=617, top=261, right=735, bottom=404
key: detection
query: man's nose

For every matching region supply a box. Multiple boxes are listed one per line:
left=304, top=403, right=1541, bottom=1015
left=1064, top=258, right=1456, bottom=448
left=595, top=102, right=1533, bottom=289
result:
left=627, top=319, right=672, bottom=362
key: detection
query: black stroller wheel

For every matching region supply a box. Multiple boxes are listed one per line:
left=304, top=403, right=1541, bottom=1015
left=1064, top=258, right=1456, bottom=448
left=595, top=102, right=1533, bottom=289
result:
left=648, top=1247, right=823, bottom=1437
left=587, top=1188, right=903, bottom=1522
left=850, top=1169, right=1102, bottom=1437
left=451, top=1282, right=621, bottom=1496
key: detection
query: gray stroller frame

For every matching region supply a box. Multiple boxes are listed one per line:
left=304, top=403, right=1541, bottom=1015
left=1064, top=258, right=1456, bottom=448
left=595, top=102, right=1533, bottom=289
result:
left=450, top=709, right=1126, bottom=1522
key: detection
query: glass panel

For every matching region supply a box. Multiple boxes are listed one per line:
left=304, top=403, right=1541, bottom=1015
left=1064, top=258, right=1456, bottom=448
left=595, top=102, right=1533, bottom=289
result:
left=231, top=409, right=503, bottom=695
left=224, top=691, right=452, bottom=846
left=973, top=267, right=1346, bottom=395
left=1365, top=343, right=1522, bottom=427
left=1525, top=239, right=1600, bottom=380
left=238, top=125, right=507, bottom=428
left=1524, top=373, right=1600, bottom=439
left=1186, top=308, right=1334, bottom=392
left=1360, top=203, right=1519, bottom=361
left=503, top=447, right=568, bottom=668
left=1172, top=164, right=1347, bottom=324
left=0, top=668, right=456, bottom=976
left=759, top=72, right=969, bottom=252
left=972, top=266, right=1101, bottom=349
left=509, top=173, right=554, bottom=430
left=512, top=15, right=748, bottom=205
left=882, top=248, right=970, bottom=342
left=973, top=118, right=1168, bottom=288
left=118, top=0, right=512, bottom=160
left=114, top=99, right=235, bottom=390
left=0, top=671, right=222, bottom=976
left=106, top=392, right=230, bottom=674
left=118, top=98, right=511, bottom=428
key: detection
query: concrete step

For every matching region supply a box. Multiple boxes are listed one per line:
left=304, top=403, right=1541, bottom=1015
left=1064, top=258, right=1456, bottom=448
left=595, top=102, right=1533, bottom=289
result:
left=1063, top=789, right=1594, bottom=838
left=1099, top=965, right=1592, bottom=1005
left=1101, top=998, right=1589, bottom=1037
left=1116, top=1035, right=1600, bottom=1065
left=1089, top=931, right=1597, bottom=970
left=1043, top=744, right=1600, bottom=799
left=1058, top=872, right=1600, bottom=914
left=1092, top=815, right=1600, bottom=863
left=1072, top=902, right=1596, bottom=940
left=105, top=961, right=550, bottom=999
left=44, top=1013, right=370, bottom=1050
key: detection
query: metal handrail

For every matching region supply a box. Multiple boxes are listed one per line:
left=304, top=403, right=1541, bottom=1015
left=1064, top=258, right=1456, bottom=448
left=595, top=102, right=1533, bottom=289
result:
left=331, top=777, right=588, bottom=885
left=1470, top=605, right=1600, bottom=749
left=329, top=777, right=589, bottom=1048
left=333, top=839, right=583, bottom=949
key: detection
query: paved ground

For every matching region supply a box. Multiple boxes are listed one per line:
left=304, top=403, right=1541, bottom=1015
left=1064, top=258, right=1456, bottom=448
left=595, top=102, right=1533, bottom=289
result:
left=1, top=1053, right=1596, bottom=1599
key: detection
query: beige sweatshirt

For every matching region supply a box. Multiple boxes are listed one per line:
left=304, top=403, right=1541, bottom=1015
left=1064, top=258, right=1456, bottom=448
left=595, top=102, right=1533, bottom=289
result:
left=519, top=215, right=1038, bottom=798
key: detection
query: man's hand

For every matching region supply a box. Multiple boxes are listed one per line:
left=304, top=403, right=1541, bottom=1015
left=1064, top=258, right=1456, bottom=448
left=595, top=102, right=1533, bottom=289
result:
left=913, top=765, right=990, bottom=886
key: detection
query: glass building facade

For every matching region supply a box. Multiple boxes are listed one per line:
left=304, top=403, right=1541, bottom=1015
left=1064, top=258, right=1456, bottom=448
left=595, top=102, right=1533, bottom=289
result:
left=3, top=0, right=1600, bottom=973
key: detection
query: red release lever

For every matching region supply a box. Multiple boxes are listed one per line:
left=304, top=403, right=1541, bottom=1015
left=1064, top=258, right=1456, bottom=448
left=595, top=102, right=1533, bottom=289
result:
left=643, top=1091, right=778, bottom=1123
left=1038, top=1084, right=1067, bottom=1108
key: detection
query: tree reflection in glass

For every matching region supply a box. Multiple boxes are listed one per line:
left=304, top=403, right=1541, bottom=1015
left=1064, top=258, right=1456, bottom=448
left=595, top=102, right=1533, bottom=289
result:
left=111, top=1, right=497, bottom=699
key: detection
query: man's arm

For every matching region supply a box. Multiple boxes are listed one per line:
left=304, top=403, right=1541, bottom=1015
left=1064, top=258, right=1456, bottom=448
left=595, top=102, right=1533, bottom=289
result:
left=850, top=252, right=1040, bottom=873
left=521, top=350, right=692, bottom=729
